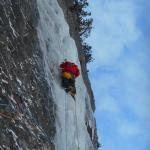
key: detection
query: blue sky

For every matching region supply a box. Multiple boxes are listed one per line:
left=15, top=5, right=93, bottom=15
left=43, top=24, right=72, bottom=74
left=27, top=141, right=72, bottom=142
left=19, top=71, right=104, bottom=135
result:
left=87, top=0, right=150, bottom=150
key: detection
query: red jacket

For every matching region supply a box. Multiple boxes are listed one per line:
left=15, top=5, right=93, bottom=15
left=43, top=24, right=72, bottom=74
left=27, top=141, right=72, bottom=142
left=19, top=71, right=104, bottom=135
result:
left=60, top=61, right=80, bottom=78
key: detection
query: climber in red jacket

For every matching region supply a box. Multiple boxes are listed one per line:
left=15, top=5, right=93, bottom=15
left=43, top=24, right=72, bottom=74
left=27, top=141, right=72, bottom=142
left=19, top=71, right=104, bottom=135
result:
left=60, top=61, right=80, bottom=78
left=60, top=60, right=80, bottom=99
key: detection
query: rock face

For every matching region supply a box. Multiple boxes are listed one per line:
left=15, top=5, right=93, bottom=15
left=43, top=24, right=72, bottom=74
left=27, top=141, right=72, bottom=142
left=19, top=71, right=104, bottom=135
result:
left=0, top=0, right=99, bottom=150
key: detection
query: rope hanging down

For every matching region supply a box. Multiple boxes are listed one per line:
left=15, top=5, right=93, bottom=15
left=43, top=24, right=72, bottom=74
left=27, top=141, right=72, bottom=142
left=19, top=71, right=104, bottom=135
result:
left=75, top=100, right=80, bottom=150
left=64, top=94, right=80, bottom=150
left=65, top=93, right=67, bottom=150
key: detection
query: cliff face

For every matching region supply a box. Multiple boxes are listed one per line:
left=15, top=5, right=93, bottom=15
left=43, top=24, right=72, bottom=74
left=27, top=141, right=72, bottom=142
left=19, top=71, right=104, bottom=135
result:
left=0, top=0, right=99, bottom=150
left=57, top=0, right=96, bottom=112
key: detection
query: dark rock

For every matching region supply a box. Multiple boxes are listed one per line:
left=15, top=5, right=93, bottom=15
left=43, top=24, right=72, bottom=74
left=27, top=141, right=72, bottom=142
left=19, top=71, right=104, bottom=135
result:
left=0, top=0, right=55, bottom=149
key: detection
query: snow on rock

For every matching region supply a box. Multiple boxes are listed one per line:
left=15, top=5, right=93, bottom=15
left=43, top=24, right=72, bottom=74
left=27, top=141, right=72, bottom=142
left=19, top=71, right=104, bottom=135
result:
left=7, top=129, right=22, bottom=150
left=16, top=77, right=22, bottom=86
left=2, top=79, right=8, bottom=84
left=37, top=0, right=96, bottom=149
left=8, top=18, right=18, bottom=38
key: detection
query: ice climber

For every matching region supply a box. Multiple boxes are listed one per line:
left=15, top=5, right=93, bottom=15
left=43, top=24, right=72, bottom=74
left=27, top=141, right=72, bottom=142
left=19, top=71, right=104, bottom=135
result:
left=60, top=60, right=80, bottom=99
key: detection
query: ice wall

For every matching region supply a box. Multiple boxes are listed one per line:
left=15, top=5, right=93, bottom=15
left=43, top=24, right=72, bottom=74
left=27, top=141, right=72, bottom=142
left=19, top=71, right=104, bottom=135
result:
left=0, top=0, right=98, bottom=149
left=36, top=0, right=96, bottom=149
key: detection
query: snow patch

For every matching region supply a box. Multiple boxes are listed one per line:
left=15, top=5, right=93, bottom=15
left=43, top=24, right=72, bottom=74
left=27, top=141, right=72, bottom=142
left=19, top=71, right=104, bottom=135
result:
left=8, top=18, right=18, bottom=38
left=2, top=79, right=8, bottom=84
left=7, top=129, right=23, bottom=150
left=9, top=94, right=17, bottom=104
left=2, top=89, right=6, bottom=94
left=16, top=77, right=22, bottom=86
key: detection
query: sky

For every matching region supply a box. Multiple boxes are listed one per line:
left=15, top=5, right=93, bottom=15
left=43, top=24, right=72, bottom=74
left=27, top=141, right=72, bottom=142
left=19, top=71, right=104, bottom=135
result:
left=87, top=0, right=150, bottom=150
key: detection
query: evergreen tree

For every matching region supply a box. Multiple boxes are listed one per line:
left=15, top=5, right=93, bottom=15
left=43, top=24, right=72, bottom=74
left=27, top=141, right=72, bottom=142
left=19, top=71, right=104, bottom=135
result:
left=72, top=0, right=94, bottom=63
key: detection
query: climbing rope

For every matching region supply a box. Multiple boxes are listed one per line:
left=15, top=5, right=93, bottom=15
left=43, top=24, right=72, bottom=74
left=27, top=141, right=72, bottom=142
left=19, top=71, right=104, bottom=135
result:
left=65, top=92, right=67, bottom=150
left=64, top=91, right=80, bottom=150
left=75, top=100, right=80, bottom=150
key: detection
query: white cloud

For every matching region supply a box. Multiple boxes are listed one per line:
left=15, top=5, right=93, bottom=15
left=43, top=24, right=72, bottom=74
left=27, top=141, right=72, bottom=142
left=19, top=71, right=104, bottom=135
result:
left=88, top=0, right=150, bottom=149
left=88, top=0, right=140, bottom=69
left=97, top=95, right=120, bottom=113
left=118, top=52, right=150, bottom=120
left=118, top=121, right=140, bottom=137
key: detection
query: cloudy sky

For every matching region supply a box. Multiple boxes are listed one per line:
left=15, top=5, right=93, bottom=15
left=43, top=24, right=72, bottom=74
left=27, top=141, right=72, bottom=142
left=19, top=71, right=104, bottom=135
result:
left=87, top=0, right=150, bottom=149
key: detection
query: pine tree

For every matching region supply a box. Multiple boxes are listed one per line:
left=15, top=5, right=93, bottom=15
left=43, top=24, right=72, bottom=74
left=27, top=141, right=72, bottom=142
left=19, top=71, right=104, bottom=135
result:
left=72, top=0, right=94, bottom=64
